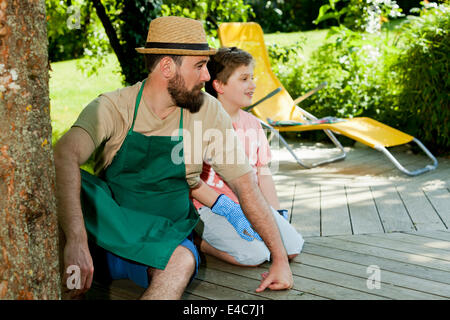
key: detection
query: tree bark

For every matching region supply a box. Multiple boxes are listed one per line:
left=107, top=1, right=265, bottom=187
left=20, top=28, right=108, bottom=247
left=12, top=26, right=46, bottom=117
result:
left=0, top=0, right=60, bottom=299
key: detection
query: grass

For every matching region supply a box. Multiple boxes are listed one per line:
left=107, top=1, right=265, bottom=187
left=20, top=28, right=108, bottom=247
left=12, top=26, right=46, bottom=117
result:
left=49, top=53, right=123, bottom=141
left=264, top=29, right=329, bottom=61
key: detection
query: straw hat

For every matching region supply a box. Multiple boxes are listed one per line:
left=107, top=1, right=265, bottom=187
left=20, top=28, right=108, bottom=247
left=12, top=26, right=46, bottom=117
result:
left=136, top=16, right=216, bottom=56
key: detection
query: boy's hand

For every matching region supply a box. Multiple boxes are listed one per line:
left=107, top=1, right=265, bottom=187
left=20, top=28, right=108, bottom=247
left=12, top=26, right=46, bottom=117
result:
left=211, top=194, right=263, bottom=241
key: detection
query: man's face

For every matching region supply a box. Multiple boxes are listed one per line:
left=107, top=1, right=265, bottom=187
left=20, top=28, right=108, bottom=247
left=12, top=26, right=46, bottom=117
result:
left=168, top=56, right=210, bottom=113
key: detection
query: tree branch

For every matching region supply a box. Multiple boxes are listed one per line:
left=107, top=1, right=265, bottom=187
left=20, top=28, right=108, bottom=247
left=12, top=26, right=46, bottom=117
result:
left=91, top=0, right=126, bottom=65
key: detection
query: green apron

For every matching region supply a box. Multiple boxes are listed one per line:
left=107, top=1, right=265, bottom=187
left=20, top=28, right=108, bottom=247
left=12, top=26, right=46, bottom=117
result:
left=80, top=80, right=199, bottom=270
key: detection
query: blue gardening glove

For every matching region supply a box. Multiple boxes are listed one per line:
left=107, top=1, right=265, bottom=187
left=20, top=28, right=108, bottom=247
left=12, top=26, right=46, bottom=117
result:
left=277, top=209, right=289, bottom=221
left=211, top=194, right=263, bottom=242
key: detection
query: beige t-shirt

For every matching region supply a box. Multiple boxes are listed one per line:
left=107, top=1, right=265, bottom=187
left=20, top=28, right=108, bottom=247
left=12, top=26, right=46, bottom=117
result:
left=72, top=81, right=252, bottom=188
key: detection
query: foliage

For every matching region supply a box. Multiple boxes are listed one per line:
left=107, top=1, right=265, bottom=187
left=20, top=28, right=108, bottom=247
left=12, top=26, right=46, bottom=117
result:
left=105, top=0, right=162, bottom=84
left=160, top=0, right=254, bottom=38
left=274, top=2, right=449, bottom=154
left=245, top=0, right=333, bottom=33
left=46, top=0, right=92, bottom=62
left=314, top=0, right=404, bottom=33
left=388, top=2, right=450, bottom=153
left=280, top=25, right=396, bottom=119
left=267, top=40, right=305, bottom=66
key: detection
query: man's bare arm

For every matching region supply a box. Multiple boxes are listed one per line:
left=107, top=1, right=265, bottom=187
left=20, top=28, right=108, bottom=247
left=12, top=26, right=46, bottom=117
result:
left=53, top=127, right=96, bottom=294
left=228, top=171, right=293, bottom=292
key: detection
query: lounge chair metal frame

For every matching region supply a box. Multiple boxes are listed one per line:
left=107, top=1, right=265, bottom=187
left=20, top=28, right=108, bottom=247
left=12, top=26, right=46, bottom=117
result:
left=262, top=106, right=438, bottom=176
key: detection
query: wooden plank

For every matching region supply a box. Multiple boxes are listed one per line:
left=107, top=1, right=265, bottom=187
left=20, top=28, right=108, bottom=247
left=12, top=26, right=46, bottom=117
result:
left=288, top=260, right=443, bottom=299
left=398, top=165, right=450, bottom=189
left=295, top=252, right=450, bottom=298
left=273, top=180, right=295, bottom=213
left=380, top=150, right=435, bottom=178
left=359, top=149, right=421, bottom=178
left=204, top=256, right=384, bottom=300
left=320, top=184, right=353, bottom=236
left=337, top=144, right=422, bottom=178
left=371, top=186, right=416, bottom=232
left=423, top=187, right=450, bottom=228
left=291, top=184, right=321, bottom=237
left=201, top=257, right=326, bottom=300
left=300, top=242, right=450, bottom=285
left=182, top=290, right=209, bottom=300
left=86, top=279, right=205, bottom=300
left=85, top=282, right=135, bottom=300
left=376, top=232, right=450, bottom=251
left=185, top=277, right=265, bottom=300
left=405, top=230, right=450, bottom=242
left=340, top=234, right=450, bottom=262
left=323, top=146, right=381, bottom=172
left=85, top=280, right=143, bottom=300
left=345, top=186, right=384, bottom=234
left=307, top=236, right=450, bottom=272
left=397, top=185, right=447, bottom=231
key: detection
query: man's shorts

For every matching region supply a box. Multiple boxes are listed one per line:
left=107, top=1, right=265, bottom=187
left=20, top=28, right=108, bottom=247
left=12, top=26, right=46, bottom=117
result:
left=94, top=234, right=200, bottom=289
left=195, top=206, right=304, bottom=266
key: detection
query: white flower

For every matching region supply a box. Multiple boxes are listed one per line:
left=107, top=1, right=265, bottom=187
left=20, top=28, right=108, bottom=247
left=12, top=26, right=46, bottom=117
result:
left=339, top=55, right=350, bottom=65
left=361, top=45, right=381, bottom=61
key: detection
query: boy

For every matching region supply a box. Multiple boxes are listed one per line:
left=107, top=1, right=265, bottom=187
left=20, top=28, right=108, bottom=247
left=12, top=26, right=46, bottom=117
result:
left=191, top=47, right=304, bottom=267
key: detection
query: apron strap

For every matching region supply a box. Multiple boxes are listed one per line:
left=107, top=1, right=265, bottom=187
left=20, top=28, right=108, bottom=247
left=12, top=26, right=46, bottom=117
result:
left=178, top=108, right=183, bottom=140
left=129, top=78, right=183, bottom=139
left=129, top=79, right=146, bottom=135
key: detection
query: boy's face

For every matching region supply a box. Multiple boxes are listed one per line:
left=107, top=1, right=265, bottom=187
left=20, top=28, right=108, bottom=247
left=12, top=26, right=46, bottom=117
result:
left=221, top=63, right=256, bottom=108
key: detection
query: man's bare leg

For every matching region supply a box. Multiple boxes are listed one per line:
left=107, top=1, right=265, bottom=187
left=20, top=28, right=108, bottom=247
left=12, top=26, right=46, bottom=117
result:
left=140, top=245, right=195, bottom=300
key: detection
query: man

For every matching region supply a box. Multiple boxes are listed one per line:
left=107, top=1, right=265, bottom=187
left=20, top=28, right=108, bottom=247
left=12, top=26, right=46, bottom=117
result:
left=54, top=16, right=293, bottom=300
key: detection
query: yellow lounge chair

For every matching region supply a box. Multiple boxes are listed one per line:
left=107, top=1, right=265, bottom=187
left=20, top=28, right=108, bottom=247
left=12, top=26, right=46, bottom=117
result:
left=218, top=22, right=438, bottom=176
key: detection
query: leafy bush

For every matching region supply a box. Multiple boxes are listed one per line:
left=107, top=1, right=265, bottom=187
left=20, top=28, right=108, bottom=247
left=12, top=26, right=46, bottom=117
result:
left=274, top=2, right=449, bottom=154
left=160, top=0, right=254, bottom=37
left=46, top=0, right=92, bottom=62
left=274, top=26, right=395, bottom=119
left=314, top=0, right=404, bottom=33
left=388, top=2, right=450, bottom=153
left=246, top=0, right=333, bottom=33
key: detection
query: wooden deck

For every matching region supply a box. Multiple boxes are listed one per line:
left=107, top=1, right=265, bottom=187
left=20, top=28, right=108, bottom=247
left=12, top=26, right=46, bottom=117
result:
left=86, top=140, right=450, bottom=300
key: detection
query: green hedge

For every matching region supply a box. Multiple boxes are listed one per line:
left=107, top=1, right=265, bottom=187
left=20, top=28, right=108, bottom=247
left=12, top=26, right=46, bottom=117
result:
left=271, top=3, right=449, bottom=155
left=390, top=3, right=449, bottom=154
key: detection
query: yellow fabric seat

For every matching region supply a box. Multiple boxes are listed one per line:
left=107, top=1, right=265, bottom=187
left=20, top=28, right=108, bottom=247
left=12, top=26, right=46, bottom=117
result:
left=218, top=22, right=437, bottom=176
left=272, top=117, right=413, bottom=149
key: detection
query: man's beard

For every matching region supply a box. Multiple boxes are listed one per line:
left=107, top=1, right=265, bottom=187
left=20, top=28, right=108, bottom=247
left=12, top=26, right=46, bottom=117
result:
left=167, top=72, right=204, bottom=113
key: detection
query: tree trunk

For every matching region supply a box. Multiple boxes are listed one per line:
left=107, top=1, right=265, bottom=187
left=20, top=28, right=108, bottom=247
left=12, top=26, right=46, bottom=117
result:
left=0, top=0, right=60, bottom=299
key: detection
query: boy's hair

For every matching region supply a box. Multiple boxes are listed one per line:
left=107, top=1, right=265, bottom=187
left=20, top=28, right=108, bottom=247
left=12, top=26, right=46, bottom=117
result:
left=205, top=47, right=254, bottom=98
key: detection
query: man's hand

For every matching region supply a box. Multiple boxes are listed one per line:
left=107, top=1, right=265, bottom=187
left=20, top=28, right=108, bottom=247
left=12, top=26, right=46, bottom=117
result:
left=228, top=172, right=293, bottom=292
left=256, top=260, right=293, bottom=292
left=62, top=239, right=94, bottom=298
left=54, top=127, right=96, bottom=298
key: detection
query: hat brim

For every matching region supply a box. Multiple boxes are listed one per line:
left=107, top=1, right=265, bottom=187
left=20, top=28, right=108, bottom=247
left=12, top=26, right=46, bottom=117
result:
left=136, top=47, right=216, bottom=55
